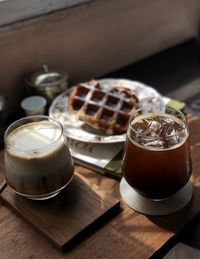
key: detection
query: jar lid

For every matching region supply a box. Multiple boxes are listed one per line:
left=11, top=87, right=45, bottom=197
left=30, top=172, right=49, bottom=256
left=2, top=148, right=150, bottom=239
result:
left=25, top=65, right=68, bottom=88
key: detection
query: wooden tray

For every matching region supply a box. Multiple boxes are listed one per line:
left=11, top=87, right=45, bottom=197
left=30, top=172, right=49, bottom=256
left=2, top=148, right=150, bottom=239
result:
left=0, top=174, right=120, bottom=251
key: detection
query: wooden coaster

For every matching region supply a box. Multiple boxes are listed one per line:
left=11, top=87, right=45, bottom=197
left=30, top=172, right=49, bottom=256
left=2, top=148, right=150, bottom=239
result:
left=0, top=174, right=120, bottom=250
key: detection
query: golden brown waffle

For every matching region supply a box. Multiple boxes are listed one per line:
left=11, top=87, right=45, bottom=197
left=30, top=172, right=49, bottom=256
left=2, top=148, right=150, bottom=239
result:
left=68, top=80, right=139, bottom=135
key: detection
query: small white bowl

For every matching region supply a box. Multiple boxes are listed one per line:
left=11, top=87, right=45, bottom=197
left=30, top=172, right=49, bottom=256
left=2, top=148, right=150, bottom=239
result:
left=21, top=96, right=47, bottom=116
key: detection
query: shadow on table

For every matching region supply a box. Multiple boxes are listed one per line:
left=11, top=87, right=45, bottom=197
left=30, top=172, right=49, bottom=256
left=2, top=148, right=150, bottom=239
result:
left=148, top=185, right=200, bottom=258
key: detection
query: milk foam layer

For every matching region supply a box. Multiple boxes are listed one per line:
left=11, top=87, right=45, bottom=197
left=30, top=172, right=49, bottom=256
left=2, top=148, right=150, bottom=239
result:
left=6, top=121, right=63, bottom=158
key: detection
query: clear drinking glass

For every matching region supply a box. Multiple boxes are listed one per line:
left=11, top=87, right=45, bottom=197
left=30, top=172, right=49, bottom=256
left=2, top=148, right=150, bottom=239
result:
left=121, top=106, right=192, bottom=203
left=4, top=115, right=74, bottom=200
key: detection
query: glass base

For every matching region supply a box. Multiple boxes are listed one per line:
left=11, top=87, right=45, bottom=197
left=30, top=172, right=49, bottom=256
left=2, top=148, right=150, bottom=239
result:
left=120, top=177, right=193, bottom=216
left=27, top=190, right=62, bottom=200
left=9, top=175, right=74, bottom=201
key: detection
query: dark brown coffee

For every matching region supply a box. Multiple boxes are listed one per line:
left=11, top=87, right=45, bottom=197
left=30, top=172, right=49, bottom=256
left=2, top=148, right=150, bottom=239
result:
left=122, top=113, right=192, bottom=199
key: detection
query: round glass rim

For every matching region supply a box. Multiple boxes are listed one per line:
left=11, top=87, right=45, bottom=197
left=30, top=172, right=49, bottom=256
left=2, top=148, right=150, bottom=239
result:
left=4, top=115, right=64, bottom=151
left=128, top=106, right=188, bottom=140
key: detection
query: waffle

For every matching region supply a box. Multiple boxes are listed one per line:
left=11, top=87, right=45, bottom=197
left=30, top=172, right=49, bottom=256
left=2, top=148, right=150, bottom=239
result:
left=68, top=80, right=139, bottom=135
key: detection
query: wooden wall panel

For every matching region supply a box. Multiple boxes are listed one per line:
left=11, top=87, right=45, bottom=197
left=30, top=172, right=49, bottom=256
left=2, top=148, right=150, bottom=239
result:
left=0, top=0, right=200, bottom=115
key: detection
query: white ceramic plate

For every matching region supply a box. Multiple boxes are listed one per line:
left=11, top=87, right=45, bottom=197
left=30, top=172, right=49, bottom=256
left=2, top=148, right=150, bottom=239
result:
left=49, top=78, right=163, bottom=143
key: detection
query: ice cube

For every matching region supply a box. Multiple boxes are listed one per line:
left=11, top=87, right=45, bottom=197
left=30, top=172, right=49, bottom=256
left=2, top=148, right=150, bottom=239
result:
left=148, top=120, right=162, bottom=137
left=141, top=139, right=166, bottom=149
left=165, top=136, right=179, bottom=148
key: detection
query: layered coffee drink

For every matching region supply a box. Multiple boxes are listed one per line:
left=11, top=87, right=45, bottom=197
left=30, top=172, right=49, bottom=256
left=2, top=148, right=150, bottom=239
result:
left=122, top=107, right=192, bottom=200
left=4, top=116, right=74, bottom=200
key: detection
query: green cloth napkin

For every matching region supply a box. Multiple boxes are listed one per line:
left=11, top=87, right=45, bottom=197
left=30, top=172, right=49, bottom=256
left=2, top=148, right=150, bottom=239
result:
left=167, top=99, right=185, bottom=111
left=105, top=148, right=123, bottom=180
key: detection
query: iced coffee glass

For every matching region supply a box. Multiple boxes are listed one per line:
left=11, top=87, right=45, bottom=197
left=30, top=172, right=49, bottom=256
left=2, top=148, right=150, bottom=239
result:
left=121, top=106, right=192, bottom=201
left=4, top=115, right=74, bottom=200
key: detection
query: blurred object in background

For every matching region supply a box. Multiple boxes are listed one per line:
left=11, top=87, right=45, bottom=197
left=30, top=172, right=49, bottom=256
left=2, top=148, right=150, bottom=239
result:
left=0, top=95, right=7, bottom=148
left=20, top=95, right=47, bottom=116
left=24, top=65, right=68, bottom=105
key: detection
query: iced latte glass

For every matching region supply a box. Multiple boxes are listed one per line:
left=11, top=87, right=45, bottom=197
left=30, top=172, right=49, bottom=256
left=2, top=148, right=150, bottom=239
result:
left=121, top=106, right=192, bottom=212
left=4, top=115, right=74, bottom=200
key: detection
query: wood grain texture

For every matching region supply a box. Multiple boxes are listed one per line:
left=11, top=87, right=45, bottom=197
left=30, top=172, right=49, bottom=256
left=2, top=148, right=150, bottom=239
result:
left=0, top=175, right=120, bottom=250
left=0, top=114, right=200, bottom=258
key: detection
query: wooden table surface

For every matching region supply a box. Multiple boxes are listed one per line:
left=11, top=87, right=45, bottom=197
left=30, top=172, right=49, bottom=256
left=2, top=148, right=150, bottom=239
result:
left=0, top=113, right=200, bottom=259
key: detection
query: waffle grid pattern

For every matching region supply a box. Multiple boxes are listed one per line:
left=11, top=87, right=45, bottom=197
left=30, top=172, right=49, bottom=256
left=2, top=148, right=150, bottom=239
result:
left=68, top=80, right=138, bottom=135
